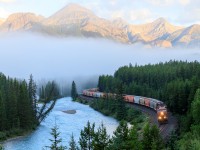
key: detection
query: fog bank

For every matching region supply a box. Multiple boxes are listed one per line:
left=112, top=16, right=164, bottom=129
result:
left=0, top=33, right=200, bottom=91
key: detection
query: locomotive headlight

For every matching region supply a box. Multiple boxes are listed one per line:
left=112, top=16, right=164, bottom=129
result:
left=158, top=116, right=162, bottom=120
left=161, top=112, right=164, bottom=115
left=164, top=116, right=167, bottom=119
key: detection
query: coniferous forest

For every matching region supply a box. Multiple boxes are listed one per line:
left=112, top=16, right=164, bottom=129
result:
left=0, top=73, right=60, bottom=141
left=98, top=60, right=200, bottom=149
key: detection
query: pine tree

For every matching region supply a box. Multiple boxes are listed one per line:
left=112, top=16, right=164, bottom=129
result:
left=93, top=123, right=110, bottom=150
left=37, top=81, right=60, bottom=124
left=127, top=125, right=142, bottom=150
left=69, top=134, right=79, bottom=150
left=18, top=81, right=33, bottom=129
left=116, top=84, right=126, bottom=121
left=71, top=81, right=78, bottom=101
left=28, top=74, right=38, bottom=124
left=142, top=123, right=163, bottom=150
left=150, top=125, right=163, bottom=150
left=79, top=121, right=95, bottom=150
left=142, top=123, right=152, bottom=150
left=110, top=121, right=129, bottom=149
left=192, top=89, right=200, bottom=124
left=167, top=131, right=178, bottom=150
left=46, top=124, right=66, bottom=150
left=0, top=92, right=7, bottom=131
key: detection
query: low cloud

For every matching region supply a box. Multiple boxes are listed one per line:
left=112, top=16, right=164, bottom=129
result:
left=0, top=33, right=199, bottom=92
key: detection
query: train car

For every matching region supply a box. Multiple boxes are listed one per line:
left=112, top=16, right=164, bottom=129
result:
left=150, top=99, right=160, bottom=110
left=144, top=98, right=150, bottom=107
left=134, top=96, right=140, bottom=104
left=95, top=92, right=101, bottom=98
left=124, top=95, right=134, bottom=103
left=83, top=90, right=87, bottom=96
left=139, top=97, right=145, bottom=105
left=100, top=92, right=106, bottom=98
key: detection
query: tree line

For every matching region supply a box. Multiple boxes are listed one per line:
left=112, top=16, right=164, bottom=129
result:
left=39, top=81, right=61, bottom=102
left=45, top=120, right=163, bottom=150
left=98, top=61, right=200, bottom=149
left=98, top=60, right=200, bottom=114
left=0, top=73, right=60, bottom=141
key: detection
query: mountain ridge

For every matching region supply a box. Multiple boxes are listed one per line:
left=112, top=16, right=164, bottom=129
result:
left=0, top=3, right=199, bottom=48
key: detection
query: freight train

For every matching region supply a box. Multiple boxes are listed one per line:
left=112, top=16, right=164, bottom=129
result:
left=82, top=88, right=168, bottom=124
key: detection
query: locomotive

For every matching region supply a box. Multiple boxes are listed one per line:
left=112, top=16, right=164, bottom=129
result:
left=82, top=88, right=168, bottom=124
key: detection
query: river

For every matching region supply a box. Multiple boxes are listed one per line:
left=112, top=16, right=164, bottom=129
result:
left=3, top=97, right=118, bottom=150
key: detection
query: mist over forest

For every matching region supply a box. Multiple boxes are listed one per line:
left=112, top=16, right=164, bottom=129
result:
left=1, top=33, right=200, bottom=94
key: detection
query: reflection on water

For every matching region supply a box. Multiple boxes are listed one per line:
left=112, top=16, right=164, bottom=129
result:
left=3, top=97, right=118, bottom=150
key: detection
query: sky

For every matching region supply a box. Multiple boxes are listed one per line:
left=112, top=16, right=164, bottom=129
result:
left=0, top=0, right=199, bottom=26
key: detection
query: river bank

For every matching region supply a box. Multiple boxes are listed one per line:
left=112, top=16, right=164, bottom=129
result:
left=0, top=128, right=35, bottom=144
left=77, top=95, right=148, bottom=130
left=3, top=97, right=118, bottom=150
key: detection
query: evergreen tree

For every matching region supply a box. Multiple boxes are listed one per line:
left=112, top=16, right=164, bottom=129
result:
left=0, top=92, right=7, bottom=131
left=109, top=121, right=129, bottom=150
left=116, top=84, right=126, bottom=121
left=142, top=123, right=152, bottom=150
left=150, top=125, right=164, bottom=150
left=142, top=123, right=163, bottom=150
left=167, top=131, right=178, bottom=150
left=28, top=74, right=37, bottom=121
left=79, top=121, right=95, bottom=150
left=127, top=125, right=142, bottom=150
left=191, top=89, right=200, bottom=125
left=93, top=123, right=110, bottom=150
left=18, top=81, right=33, bottom=129
left=71, top=81, right=78, bottom=101
left=46, top=124, right=66, bottom=150
left=0, top=73, right=60, bottom=140
left=69, top=134, right=79, bottom=150
left=37, top=81, right=60, bottom=124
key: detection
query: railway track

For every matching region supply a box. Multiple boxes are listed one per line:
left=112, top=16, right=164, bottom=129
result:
left=79, top=95, right=177, bottom=140
left=129, top=103, right=177, bottom=140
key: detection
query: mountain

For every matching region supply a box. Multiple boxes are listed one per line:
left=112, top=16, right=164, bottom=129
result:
left=41, top=3, right=129, bottom=43
left=0, top=13, right=44, bottom=32
left=128, top=18, right=183, bottom=42
left=44, top=3, right=96, bottom=25
left=0, top=3, right=199, bottom=48
left=166, top=24, right=200, bottom=48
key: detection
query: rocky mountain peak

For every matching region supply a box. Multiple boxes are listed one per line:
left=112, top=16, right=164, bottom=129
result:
left=6, top=13, right=44, bottom=22
left=0, top=3, right=199, bottom=48
left=0, top=13, right=44, bottom=32
left=63, top=3, right=91, bottom=12
left=44, top=3, right=96, bottom=25
left=153, top=17, right=168, bottom=25
left=152, top=17, right=183, bottom=32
